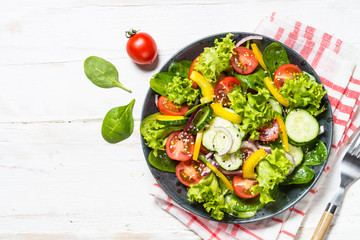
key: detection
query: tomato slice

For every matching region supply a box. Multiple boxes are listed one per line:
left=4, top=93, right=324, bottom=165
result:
left=175, top=160, right=206, bottom=186
left=273, top=63, right=302, bottom=89
left=233, top=175, right=259, bottom=199
left=214, top=76, right=241, bottom=107
left=241, top=148, right=255, bottom=161
left=188, top=56, right=200, bottom=88
left=258, top=119, right=280, bottom=141
left=166, top=130, right=195, bottom=161
left=200, top=144, right=210, bottom=154
left=157, top=96, right=189, bottom=116
left=230, top=47, right=258, bottom=75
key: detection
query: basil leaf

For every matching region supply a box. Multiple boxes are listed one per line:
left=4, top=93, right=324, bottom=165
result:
left=168, top=60, right=192, bottom=78
left=148, top=150, right=177, bottom=172
left=263, top=42, right=290, bottom=76
left=150, top=72, right=175, bottom=96
left=303, top=139, right=328, bottom=166
left=282, top=164, right=315, bottom=185
left=84, top=56, right=132, bottom=93
left=101, top=99, right=135, bottom=143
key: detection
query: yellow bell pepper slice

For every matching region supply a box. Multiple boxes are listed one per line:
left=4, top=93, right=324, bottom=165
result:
left=155, top=115, right=186, bottom=121
left=189, top=71, right=214, bottom=103
left=198, top=154, right=233, bottom=191
left=210, top=102, right=242, bottom=124
left=193, top=130, right=203, bottom=161
left=242, top=148, right=267, bottom=179
left=275, top=115, right=289, bottom=152
left=264, top=77, right=290, bottom=107
left=251, top=43, right=268, bottom=72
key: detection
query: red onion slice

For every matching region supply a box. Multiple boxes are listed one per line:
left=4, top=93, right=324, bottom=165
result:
left=285, top=152, right=296, bottom=176
left=219, top=167, right=243, bottom=176
left=235, top=35, right=263, bottom=47
left=255, top=141, right=272, bottom=154
left=184, top=106, right=202, bottom=132
left=205, top=151, right=214, bottom=160
left=213, top=126, right=233, bottom=156
left=240, top=141, right=258, bottom=152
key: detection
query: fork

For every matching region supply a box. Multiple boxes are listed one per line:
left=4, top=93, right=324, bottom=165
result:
left=312, top=129, right=360, bottom=240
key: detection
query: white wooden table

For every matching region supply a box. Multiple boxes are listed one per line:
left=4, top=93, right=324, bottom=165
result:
left=1, top=0, right=360, bottom=239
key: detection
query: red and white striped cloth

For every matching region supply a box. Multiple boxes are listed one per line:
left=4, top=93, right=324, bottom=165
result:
left=150, top=12, right=360, bottom=240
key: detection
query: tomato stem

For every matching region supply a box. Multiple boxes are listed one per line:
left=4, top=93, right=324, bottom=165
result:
left=125, top=29, right=139, bottom=38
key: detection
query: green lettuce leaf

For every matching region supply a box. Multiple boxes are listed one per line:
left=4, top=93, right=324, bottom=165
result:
left=194, top=33, right=235, bottom=83
left=188, top=172, right=231, bottom=220
left=279, top=73, right=327, bottom=116
left=228, top=84, right=275, bottom=140
left=251, top=148, right=293, bottom=204
left=166, top=76, right=199, bottom=106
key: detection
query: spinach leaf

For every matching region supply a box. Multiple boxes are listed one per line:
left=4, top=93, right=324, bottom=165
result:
left=150, top=72, right=175, bottom=96
left=263, top=42, right=290, bottom=76
left=84, top=56, right=132, bottom=93
left=234, top=67, right=267, bottom=89
left=282, top=164, right=315, bottom=185
left=148, top=150, right=177, bottom=172
left=303, top=139, right=328, bottom=166
left=225, top=192, right=265, bottom=212
left=168, top=60, right=192, bottom=78
left=101, top=99, right=135, bottom=143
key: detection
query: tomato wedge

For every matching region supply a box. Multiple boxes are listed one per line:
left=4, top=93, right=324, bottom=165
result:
left=273, top=63, right=302, bottom=89
left=188, top=56, right=200, bottom=88
left=157, top=96, right=189, bottom=116
left=258, top=119, right=280, bottom=141
left=166, top=130, right=195, bottom=161
left=214, top=76, right=241, bottom=107
left=230, top=47, right=258, bottom=75
left=175, top=160, right=206, bottom=186
left=233, top=175, right=259, bottom=199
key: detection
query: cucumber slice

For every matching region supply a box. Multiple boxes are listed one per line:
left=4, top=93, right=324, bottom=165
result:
left=267, top=98, right=283, bottom=115
left=214, top=150, right=243, bottom=171
left=188, top=105, right=213, bottom=134
left=202, top=128, right=218, bottom=151
left=227, top=127, right=242, bottom=153
left=208, top=116, right=234, bottom=129
left=285, top=109, right=319, bottom=145
left=288, top=144, right=303, bottom=166
left=212, top=131, right=232, bottom=155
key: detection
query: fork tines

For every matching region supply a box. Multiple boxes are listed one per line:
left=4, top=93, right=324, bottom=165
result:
left=348, top=129, right=360, bottom=157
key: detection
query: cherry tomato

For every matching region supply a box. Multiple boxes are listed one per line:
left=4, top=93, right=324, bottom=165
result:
left=258, top=119, right=280, bottom=141
left=175, top=160, right=206, bottom=186
left=214, top=76, right=241, bottom=107
left=157, top=96, right=189, bottom=116
left=230, top=47, right=258, bottom=75
left=273, top=64, right=302, bottom=89
left=241, top=148, right=255, bottom=161
left=233, top=175, right=259, bottom=199
left=188, top=56, right=200, bottom=88
left=166, top=131, right=195, bottom=161
left=125, top=30, right=157, bottom=65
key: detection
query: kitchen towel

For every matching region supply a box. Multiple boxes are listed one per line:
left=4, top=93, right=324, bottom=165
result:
left=150, top=12, right=360, bottom=240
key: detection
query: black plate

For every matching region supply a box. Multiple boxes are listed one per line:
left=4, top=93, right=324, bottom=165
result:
left=140, top=32, right=333, bottom=223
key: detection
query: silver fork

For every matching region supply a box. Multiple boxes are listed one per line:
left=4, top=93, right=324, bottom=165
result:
left=312, top=129, right=360, bottom=240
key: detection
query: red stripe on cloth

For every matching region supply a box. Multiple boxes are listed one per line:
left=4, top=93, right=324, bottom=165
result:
left=154, top=183, right=161, bottom=188
left=289, top=207, right=306, bottom=216
left=186, top=215, right=196, bottom=227
left=233, top=224, right=264, bottom=240
left=280, top=230, right=296, bottom=238
left=274, top=27, right=285, bottom=41
left=271, top=217, right=284, bottom=223
left=319, top=76, right=345, bottom=93
left=333, top=116, right=348, bottom=127
left=299, top=40, right=315, bottom=60
left=310, top=189, right=318, bottom=194
left=337, top=102, right=355, bottom=115
left=350, top=76, right=360, bottom=85
left=344, top=88, right=360, bottom=99
left=350, top=122, right=359, bottom=131
left=284, top=21, right=302, bottom=48
left=331, top=144, right=337, bottom=149
left=303, top=26, right=316, bottom=40
left=209, top=227, right=223, bottom=240
left=334, top=39, right=343, bottom=54
left=270, top=12, right=276, bottom=22
left=184, top=213, right=222, bottom=240
left=311, top=33, right=333, bottom=69
left=165, top=196, right=173, bottom=211
left=328, top=95, right=340, bottom=108
left=324, top=166, right=331, bottom=172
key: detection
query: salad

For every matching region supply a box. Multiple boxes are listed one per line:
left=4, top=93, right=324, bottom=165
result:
left=141, top=33, right=329, bottom=220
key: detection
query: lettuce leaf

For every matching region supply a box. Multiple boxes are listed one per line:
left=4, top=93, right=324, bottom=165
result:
left=228, top=84, right=276, bottom=140
left=187, top=172, right=231, bottom=220
left=194, top=33, right=235, bottom=83
left=140, top=113, right=185, bottom=156
left=279, top=73, right=327, bottom=116
left=251, top=148, right=293, bottom=204
left=166, top=76, right=199, bottom=106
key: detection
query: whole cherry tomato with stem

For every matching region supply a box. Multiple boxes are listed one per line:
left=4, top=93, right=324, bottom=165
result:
left=125, top=29, right=158, bottom=65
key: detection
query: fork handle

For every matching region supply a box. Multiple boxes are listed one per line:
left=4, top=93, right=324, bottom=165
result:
left=312, top=203, right=337, bottom=240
